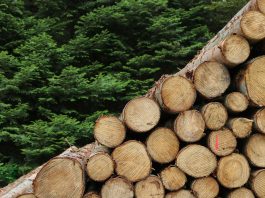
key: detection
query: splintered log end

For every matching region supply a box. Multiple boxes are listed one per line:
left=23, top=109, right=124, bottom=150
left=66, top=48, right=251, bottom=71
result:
left=251, top=169, right=265, bottom=197
left=194, top=61, right=230, bottom=99
left=122, top=97, right=160, bottom=132
left=228, top=187, right=255, bottom=198
left=176, top=145, right=217, bottom=178
left=101, top=177, right=133, bottom=198
left=165, top=190, right=195, bottom=198
left=228, top=118, right=253, bottom=138
left=160, top=166, right=187, bottom=191
left=135, top=175, right=165, bottom=198
left=174, top=110, right=205, bottom=142
left=94, top=116, right=126, bottom=148
left=112, top=140, right=152, bottom=182
left=217, top=153, right=250, bottom=188
left=191, top=177, right=219, bottom=198
left=225, top=92, right=249, bottom=112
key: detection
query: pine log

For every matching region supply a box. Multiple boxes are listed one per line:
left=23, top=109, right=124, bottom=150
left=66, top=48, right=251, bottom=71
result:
left=122, top=97, right=160, bottom=132
left=135, top=175, right=165, bottom=198
left=208, top=128, right=237, bottom=156
left=237, top=56, right=265, bottom=106
left=154, top=76, right=196, bottom=113
left=254, top=108, right=265, bottom=134
left=165, top=190, right=196, bottom=198
left=217, top=153, right=250, bottom=188
left=94, top=115, right=126, bottom=148
left=228, top=187, right=255, bottom=198
left=112, top=140, right=152, bottom=182
left=146, top=127, right=179, bottom=163
left=227, top=117, right=253, bottom=138
left=16, top=194, right=36, bottom=198
left=176, top=145, right=217, bottom=178
left=33, top=144, right=93, bottom=198
left=251, top=169, right=265, bottom=197
left=257, top=0, right=265, bottom=14
left=101, top=177, right=133, bottom=198
left=194, top=61, right=230, bottom=99
left=225, top=92, right=249, bottom=113
left=245, top=134, right=265, bottom=167
left=160, top=166, right=187, bottom=191
left=191, top=177, right=219, bottom=198
left=201, top=102, right=228, bottom=130
left=241, top=11, right=265, bottom=41
left=83, top=192, right=100, bottom=198
left=174, top=110, right=205, bottom=142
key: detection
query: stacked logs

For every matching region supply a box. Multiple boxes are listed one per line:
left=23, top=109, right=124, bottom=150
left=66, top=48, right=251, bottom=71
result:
left=14, top=1, right=265, bottom=198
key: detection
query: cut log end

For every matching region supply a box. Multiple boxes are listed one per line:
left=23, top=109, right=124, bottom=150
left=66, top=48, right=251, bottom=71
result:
left=245, top=134, right=265, bottom=167
left=147, top=127, right=179, bottom=163
left=160, top=166, right=187, bottom=191
left=208, top=128, right=237, bottom=156
left=86, top=153, right=114, bottom=182
left=83, top=192, right=100, bottom=198
left=201, top=102, right=228, bottom=130
left=251, top=169, right=265, bottom=197
left=217, top=153, right=250, bottom=188
left=191, top=177, right=219, bottom=198
left=228, top=187, right=255, bottom=198
left=123, top=97, right=160, bottom=133
left=135, top=175, right=165, bottom=198
left=225, top=92, right=249, bottom=112
left=94, top=116, right=126, bottom=148
left=112, top=140, right=152, bottom=182
left=101, top=177, right=134, bottom=198
left=194, top=61, right=230, bottom=99
left=254, top=108, right=265, bottom=134
left=165, top=190, right=196, bottom=198
left=17, top=194, right=36, bottom=198
left=228, top=118, right=253, bottom=138
left=241, top=11, right=265, bottom=41
left=174, top=110, right=205, bottom=142
left=257, top=0, right=265, bottom=14
left=176, top=145, right=217, bottom=178
left=156, top=76, right=196, bottom=113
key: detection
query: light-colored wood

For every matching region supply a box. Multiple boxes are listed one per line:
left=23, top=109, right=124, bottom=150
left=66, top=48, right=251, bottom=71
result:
left=241, top=11, right=265, bottom=41
left=122, top=97, right=160, bottom=133
left=160, top=166, right=187, bottom=191
left=245, top=134, right=265, bottom=167
left=227, top=118, right=253, bottom=138
left=94, top=116, right=126, bottom=148
left=201, top=102, right=228, bottom=130
left=135, top=175, right=164, bottom=198
left=83, top=192, right=100, bottom=198
left=228, top=187, right=255, bottom=198
left=217, top=153, right=250, bottom=188
left=155, top=76, right=196, bottom=113
left=251, top=169, right=265, bottom=197
left=176, top=145, right=217, bottom=178
left=208, top=128, right=237, bottom=156
left=16, top=194, right=36, bottom=198
left=191, top=177, right=219, bottom=198
left=112, top=140, right=152, bottom=182
left=193, top=61, right=230, bottom=99
left=165, top=190, right=195, bottom=198
left=257, top=0, right=265, bottom=14
left=225, top=92, right=249, bottom=112
left=238, top=56, right=265, bottom=106
left=101, top=177, right=133, bottom=198
left=174, top=110, right=205, bottom=142
left=254, top=108, right=265, bottom=134
left=146, top=127, right=179, bottom=163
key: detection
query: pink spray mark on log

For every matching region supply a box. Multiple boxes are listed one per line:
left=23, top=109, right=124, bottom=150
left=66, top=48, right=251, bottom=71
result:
left=215, top=134, right=219, bottom=151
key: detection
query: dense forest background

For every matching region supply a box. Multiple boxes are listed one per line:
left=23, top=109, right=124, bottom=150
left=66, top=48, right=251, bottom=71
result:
left=0, top=0, right=247, bottom=186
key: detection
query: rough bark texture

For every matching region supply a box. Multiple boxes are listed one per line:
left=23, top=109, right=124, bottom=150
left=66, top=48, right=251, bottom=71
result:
left=191, top=177, right=219, bottom=198
left=227, top=118, right=253, bottom=138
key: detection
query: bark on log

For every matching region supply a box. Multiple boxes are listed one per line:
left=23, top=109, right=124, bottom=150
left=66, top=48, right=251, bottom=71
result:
left=227, top=117, right=253, bottom=138
left=112, top=140, right=152, bottom=182
left=122, top=97, right=160, bottom=133
left=228, top=187, right=255, bottom=198
left=101, top=177, right=134, bottom=198
left=245, top=134, right=265, bottom=167
left=201, top=102, right=228, bottom=130
left=160, top=166, right=187, bottom=191
left=146, top=127, right=179, bottom=164
left=33, top=144, right=94, bottom=198
left=193, top=61, right=230, bottom=99
left=83, top=192, right=100, bottom=198
left=176, top=145, right=217, bottom=178
left=165, top=190, right=196, bottom=198
left=251, top=169, right=265, bottom=197
left=154, top=76, right=196, bottom=113
left=135, top=175, right=165, bottom=198
left=173, top=110, right=205, bottom=142
left=94, top=115, right=126, bottom=148
left=217, top=153, right=250, bottom=188
left=224, top=92, right=249, bottom=113
left=191, top=177, right=219, bottom=198
left=254, top=108, right=265, bottom=134
left=16, top=194, right=36, bottom=198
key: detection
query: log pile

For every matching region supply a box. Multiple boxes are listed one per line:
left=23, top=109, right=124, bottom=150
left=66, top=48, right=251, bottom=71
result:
left=2, top=0, right=265, bottom=197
